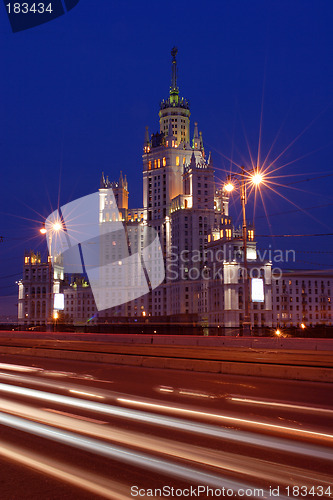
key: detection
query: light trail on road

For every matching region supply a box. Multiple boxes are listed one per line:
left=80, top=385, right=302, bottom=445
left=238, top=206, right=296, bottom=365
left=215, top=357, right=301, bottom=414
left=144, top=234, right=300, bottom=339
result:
left=0, top=381, right=332, bottom=461
left=227, top=395, right=333, bottom=415
left=0, top=411, right=284, bottom=499
left=0, top=397, right=332, bottom=492
left=0, top=358, right=332, bottom=499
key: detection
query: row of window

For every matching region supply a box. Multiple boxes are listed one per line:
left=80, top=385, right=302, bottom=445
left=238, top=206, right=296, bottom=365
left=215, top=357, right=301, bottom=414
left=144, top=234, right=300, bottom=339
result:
left=276, top=280, right=331, bottom=287
left=276, top=288, right=331, bottom=296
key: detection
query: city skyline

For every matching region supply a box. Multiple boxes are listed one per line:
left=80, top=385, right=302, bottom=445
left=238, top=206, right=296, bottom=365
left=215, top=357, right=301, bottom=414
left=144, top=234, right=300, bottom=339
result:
left=1, top=1, right=333, bottom=313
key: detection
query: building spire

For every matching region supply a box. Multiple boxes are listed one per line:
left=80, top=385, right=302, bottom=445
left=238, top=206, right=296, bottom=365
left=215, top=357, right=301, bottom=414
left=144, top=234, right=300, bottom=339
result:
left=170, top=47, right=179, bottom=105
left=100, top=171, right=106, bottom=188
left=143, top=125, right=151, bottom=153
left=199, top=131, right=205, bottom=157
left=192, top=122, right=199, bottom=149
left=171, top=47, right=178, bottom=92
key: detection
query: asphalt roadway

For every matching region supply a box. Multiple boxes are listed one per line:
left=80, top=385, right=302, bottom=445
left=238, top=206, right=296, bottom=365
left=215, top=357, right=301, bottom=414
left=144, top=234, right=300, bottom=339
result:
left=0, top=352, right=332, bottom=499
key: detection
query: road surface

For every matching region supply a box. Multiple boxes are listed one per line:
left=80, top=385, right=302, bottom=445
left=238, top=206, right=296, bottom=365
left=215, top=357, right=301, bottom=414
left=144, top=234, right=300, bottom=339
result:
left=0, top=353, right=332, bottom=499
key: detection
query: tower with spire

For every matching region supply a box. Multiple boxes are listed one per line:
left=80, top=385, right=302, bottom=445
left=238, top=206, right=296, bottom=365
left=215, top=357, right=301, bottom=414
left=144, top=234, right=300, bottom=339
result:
left=94, top=48, right=271, bottom=329
left=142, top=48, right=208, bottom=227
left=159, top=47, right=191, bottom=145
left=140, top=47, right=222, bottom=319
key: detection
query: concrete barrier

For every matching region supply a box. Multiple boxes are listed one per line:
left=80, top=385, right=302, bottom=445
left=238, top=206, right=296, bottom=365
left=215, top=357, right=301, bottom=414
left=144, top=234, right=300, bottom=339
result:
left=0, top=343, right=332, bottom=383
left=1, top=331, right=333, bottom=350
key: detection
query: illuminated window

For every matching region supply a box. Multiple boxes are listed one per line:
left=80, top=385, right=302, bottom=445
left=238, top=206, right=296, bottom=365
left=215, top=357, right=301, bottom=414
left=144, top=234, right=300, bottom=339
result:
left=154, top=159, right=157, bottom=169
left=163, top=157, right=166, bottom=167
left=248, top=230, right=254, bottom=240
left=220, top=230, right=223, bottom=238
left=183, top=157, right=186, bottom=165
left=25, top=257, right=29, bottom=264
left=195, top=142, right=198, bottom=148
left=226, top=229, right=232, bottom=239
left=208, top=235, right=211, bottom=243
left=172, top=140, right=175, bottom=147
left=158, top=159, right=161, bottom=168
left=148, top=161, right=152, bottom=170
left=176, top=156, right=180, bottom=166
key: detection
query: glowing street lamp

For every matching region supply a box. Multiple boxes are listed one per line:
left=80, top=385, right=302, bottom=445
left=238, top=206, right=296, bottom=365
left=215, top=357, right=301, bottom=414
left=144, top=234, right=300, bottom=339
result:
left=224, top=182, right=235, bottom=193
left=40, top=218, right=63, bottom=329
left=224, top=166, right=263, bottom=335
left=53, top=222, right=62, bottom=232
left=251, top=173, right=263, bottom=185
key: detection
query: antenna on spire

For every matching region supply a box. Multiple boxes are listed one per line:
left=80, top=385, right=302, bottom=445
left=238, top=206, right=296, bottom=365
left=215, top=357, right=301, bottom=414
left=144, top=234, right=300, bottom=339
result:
left=170, top=47, right=179, bottom=105
left=171, top=47, right=178, bottom=91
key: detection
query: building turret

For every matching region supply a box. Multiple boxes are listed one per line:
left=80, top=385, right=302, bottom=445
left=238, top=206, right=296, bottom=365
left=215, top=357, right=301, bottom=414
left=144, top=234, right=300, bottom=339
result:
left=99, top=171, right=129, bottom=212
left=119, top=171, right=124, bottom=188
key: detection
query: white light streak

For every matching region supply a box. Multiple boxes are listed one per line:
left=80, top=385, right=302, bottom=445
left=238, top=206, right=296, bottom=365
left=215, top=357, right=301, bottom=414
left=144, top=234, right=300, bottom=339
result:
left=0, top=411, right=279, bottom=499
left=0, top=382, right=331, bottom=461
left=1, top=399, right=331, bottom=493
left=69, top=389, right=105, bottom=399
left=179, top=390, right=211, bottom=398
left=117, top=397, right=333, bottom=442
left=228, top=396, right=333, bottom=415
left=158, top=386, right=174, bottom=393
left=0, top=363, right=42, bottom=373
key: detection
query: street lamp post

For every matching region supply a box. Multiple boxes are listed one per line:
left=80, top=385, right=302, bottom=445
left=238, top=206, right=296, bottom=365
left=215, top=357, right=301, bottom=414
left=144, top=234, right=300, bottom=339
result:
left=240, top=166, right=251, bottom=335
left=40, top=220, right=62, bottom=329
left=224, top=167, right=262, bottom=336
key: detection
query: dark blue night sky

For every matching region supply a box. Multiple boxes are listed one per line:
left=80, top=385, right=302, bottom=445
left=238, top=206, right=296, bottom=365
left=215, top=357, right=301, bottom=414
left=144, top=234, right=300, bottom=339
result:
left=1, top=0, right=333, bottom=308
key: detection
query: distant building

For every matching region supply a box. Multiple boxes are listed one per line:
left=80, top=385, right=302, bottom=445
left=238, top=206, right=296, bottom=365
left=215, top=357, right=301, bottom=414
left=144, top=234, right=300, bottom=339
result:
left=17, top=250, right=63, bottom=327
left=272, top=270, right=333, bottom=327
left=205, top=231, right=272, bottom=328
left=63, top=276, right=97, bottom=326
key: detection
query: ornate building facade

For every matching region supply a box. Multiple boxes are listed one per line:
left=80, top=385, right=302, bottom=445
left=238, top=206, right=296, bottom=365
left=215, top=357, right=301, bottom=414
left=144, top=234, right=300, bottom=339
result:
left=97, top=48, right=273, bottom=328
